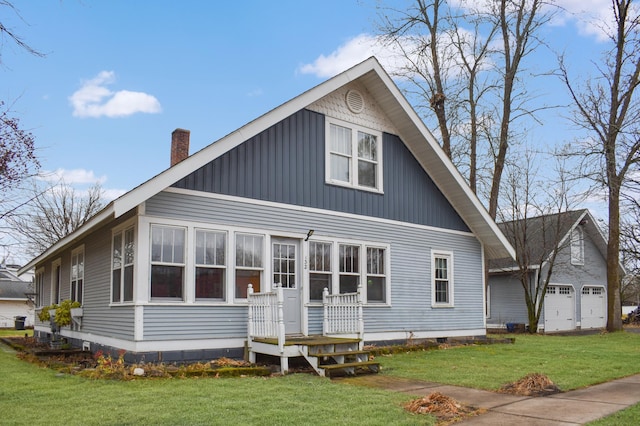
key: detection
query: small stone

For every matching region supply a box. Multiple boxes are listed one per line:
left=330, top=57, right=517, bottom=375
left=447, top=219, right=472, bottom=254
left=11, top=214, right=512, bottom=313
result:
left=133, top=367, right=145, bottom=376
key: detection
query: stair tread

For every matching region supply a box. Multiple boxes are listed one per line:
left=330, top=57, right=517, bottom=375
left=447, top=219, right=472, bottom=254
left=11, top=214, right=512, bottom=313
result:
left=319, top=360, right=380, bottom=370
left=310, top=350, right=370, bottom=357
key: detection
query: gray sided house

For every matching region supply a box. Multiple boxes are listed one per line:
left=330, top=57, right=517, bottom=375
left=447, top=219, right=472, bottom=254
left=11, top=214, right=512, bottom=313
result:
left=487, top=209, right=614, bottom=332
left=21, top=58, right=513, bottom=368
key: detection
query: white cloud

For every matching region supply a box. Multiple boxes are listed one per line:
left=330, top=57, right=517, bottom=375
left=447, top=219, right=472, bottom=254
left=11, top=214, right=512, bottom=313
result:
left=298, top=34, right=403, bottom=78
left=39, top=168, right=107, bottom=185
left=69, top=71, right=162, bottom=118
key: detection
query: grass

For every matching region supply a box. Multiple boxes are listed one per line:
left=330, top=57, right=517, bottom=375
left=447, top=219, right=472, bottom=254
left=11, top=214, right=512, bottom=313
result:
left=1, top=330, right=639, bottom=425
left=377, top=332, right=640, bottom=391
left=0, top=328, right=33, bottom=338
left=0, top=344, right=430, bottom=426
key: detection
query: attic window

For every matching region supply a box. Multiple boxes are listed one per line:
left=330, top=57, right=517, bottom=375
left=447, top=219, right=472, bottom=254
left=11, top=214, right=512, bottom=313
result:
left=325, top=117, right=383, bottom=192
left=345, top=89, right=364, bottom=114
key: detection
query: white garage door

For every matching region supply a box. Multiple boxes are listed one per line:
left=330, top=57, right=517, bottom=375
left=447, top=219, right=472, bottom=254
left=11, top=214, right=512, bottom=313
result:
left=581, top=286, right=606, bottom=329
left=545, top=285, right=575, bottom=331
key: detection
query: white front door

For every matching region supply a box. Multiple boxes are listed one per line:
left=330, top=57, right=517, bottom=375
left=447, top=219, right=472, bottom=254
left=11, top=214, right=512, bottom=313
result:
left=581, top=286, right=606, bottom=329
left=544, top=285, right=575, bottom=331
left=272, top=238, right=302, bottom=335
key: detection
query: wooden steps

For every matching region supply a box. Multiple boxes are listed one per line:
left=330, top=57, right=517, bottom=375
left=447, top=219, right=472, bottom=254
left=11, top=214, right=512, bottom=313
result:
left=300, top=337, right=380, bottom=377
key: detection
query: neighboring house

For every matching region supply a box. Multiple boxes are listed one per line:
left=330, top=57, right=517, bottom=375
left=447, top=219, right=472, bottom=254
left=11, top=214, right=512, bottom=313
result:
left=20, top=57, right=514, bottom=367
left=487, top=209, right=615, bottom=332
left=0, top=264, right=34, bottom=328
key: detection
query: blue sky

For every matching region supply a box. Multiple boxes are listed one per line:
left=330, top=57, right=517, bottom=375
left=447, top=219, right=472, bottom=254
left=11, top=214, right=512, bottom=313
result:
left=2, top=1, right=613, bottom=201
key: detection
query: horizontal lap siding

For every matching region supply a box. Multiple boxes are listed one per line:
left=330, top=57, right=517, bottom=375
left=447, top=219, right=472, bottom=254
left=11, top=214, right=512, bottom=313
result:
left=488, top=274, right=529, bottom=325
left=143, top=306, right=247, bottom=340
left=146, top=191, right=485, bottom=336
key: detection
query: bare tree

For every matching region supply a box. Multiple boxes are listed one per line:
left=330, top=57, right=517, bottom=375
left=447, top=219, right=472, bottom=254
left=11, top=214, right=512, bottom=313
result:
left=559, top=0, right=640, bottom=331
left=377, top=0, right=554, bottom=216
left=9, top=180, right=105, bottom=257
left=496, top=150, right=576, bottom=332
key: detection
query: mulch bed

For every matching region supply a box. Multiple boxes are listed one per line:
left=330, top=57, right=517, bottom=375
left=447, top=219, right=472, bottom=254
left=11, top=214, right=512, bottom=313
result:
left=498, top=373, right=561, bottom=396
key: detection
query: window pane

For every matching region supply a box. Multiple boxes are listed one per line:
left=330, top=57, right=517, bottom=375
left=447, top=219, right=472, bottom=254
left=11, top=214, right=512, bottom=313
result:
left=339, top=275, right=359, bottom=294
left=367, top=276, right=385, bottom=302
left=123, top=265, right=134, bottom=302
left=330, top=124, right=351, bottom=155
left=196, top=267, right=225, bottom=299
left=236, top=234, right=263, bottom=268
left=151, top=227, right=162, bottom=262
left=151, top=265, right=183, bottom=299
left=358, top=160, right=377, bottom=188
left=112, top=270, right=122, bottom=302
left=113, top=233, right=122, bottom=269
left=124, top=228, right=135, bottom=264
left=310, top=273, right=331, bottom=301
left=367, top=248, right=384, bottom=274
left=339, top=245, right=359, bottom=273
left=330, top=154, right=350, bottom=182
left=357, top=131, right=377, bottom=161
left=235, top=270, right=261, bottom=298
left=435, top=280, right=448, bottom=303
left=196, top=230, right=225, bottom=266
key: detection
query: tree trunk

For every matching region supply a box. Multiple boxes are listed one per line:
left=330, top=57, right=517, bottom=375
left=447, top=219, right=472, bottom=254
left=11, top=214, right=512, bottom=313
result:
left=607, top=180, right=623, bottom=331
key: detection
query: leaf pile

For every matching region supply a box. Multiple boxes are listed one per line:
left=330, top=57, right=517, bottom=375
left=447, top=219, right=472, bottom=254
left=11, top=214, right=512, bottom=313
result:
left=499, top=373, right=561, bottom=396
left=404, top=392, right=478, bottom=422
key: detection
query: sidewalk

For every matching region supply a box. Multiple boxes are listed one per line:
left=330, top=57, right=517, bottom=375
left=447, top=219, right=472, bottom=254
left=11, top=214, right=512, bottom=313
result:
left=339, top=374, right=640, bottom=425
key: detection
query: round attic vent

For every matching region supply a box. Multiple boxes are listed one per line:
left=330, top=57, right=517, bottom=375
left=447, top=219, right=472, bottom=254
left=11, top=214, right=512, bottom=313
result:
left=345, top=89, right=364, bottom=114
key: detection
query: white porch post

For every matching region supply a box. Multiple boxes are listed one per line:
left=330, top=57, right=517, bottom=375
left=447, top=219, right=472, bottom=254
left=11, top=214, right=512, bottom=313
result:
left=247, top=284, right=255, bottom=363
left=357, top=283, right=364, bottom=350
left=322, top=287, right=329, bottom=336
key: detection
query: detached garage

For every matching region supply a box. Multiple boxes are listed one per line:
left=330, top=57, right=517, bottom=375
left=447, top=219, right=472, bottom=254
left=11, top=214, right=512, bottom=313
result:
left=581, top=286, right=606, bottom=329
left=544, top=285, right=575, bottom=332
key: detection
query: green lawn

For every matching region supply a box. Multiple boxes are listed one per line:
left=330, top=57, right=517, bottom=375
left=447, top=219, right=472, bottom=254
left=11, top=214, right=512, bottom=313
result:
left=1, top=331, right=639, bottom=425
left=0, top=328, right=33, bottom=338
left=0, top=343, right=429, bottom=426
left=377, top=332, right=640, bottom=391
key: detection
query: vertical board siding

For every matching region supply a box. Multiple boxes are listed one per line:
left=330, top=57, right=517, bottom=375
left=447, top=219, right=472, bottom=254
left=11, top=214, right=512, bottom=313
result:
left=172, top=109, right=469, bottom=232
left=146, top=191, right=485, bottom=335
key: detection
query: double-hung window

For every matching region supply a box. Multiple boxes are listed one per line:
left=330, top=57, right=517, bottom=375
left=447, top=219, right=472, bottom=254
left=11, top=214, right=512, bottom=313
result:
left=432, top=251, right=453, bottom=307
left=71, top=247, right=84, bottom=304
left=366, top=247, right=386, bottom=303
left=151, top=225, right=185, bottom=300
left=235, top=233, right=264, bottom=298
left=339, top=244, right=360, bottom=293
left=309, top=241, right=332, bottom=301
left=327, top=119, right=382, bottom=191
left=112, top=227, right=134, bottom=303
left=195, top=230, right=226, bottom=300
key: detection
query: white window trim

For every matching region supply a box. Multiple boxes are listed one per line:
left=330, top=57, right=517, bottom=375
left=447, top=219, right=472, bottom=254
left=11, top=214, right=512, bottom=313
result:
left=35, top=267, right=45, bottom=308
left=325, top=117, right=384, bottom=193
left=194, top=228, right=228, bottom=302
left=51, top=258, right=61, bottom=305
left=110, top=219, right=137, bottom=305
left=233, top=232, right=266, bottom=301
left=70, top=245, right=85, bottom=304
left=150, top=224, right=187, bottom=302
left=431, top=250, right=454, bottom=308
left=306, top=237, right=391, bottom=307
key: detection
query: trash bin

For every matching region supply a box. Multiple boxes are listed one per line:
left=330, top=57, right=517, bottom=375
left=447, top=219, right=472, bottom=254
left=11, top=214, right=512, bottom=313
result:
left=14, top=316, right=26, bottom=330
left=506, top=322, right=516, bottom=333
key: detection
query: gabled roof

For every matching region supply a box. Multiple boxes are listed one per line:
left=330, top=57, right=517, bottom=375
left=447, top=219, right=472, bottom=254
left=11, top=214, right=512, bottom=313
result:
left=488, top=209, right=614, bottom=272
left=20, top=57, right=514, bottom=273
left=0, top=267, right=32, bottom=300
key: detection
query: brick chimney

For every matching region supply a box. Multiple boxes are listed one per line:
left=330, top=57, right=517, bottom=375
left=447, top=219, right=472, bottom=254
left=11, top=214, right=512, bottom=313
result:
left=171, top=128, right=190, bottom=166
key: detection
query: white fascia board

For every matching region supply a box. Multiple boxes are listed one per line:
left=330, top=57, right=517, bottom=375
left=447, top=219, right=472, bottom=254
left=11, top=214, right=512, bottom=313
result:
left=488, top=264, right=540, bottom=274
left=370, top=61, right=514, bottom=260
left=18, top=204, right=116, bottom=274
left=113, top=59, right=379, bottom=219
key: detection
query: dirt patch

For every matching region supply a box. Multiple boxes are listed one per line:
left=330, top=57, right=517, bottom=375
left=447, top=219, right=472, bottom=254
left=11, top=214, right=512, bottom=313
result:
left=404, top=392, right=483, bottom=424
left=498, top=373, right=561, bottom=396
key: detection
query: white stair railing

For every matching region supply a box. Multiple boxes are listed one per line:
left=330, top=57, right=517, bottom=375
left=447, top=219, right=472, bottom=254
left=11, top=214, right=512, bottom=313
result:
left=323, top=283, right=364, bottom=342
left=247, top=284, right=285, bottom=354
